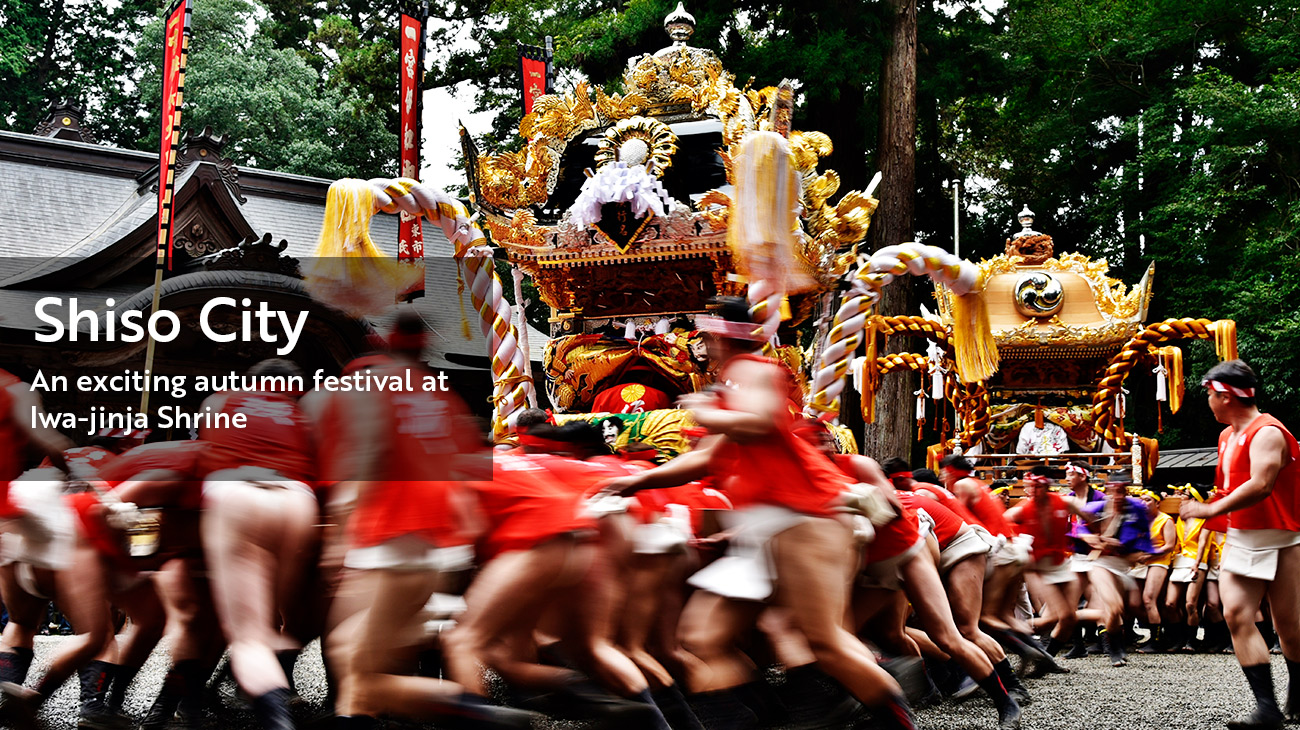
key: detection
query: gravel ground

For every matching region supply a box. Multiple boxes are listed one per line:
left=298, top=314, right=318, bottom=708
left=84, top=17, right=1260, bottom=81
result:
left=21, top=637, right=1284, bottom=730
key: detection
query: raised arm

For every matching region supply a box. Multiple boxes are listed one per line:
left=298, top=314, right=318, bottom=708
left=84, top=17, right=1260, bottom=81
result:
left=603, top=435, right=723, bottom=495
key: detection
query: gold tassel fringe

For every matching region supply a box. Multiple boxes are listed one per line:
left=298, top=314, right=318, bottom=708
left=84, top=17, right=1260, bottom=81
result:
left=949, top=283, right=999, bottom=384
left=1213, top=320, right=1238, bottom=361
left=861, top=319, right=879, bottom=424
left=304, top=180, right=424, bottom=317
left=1163, top=345, right=1185, bottom=414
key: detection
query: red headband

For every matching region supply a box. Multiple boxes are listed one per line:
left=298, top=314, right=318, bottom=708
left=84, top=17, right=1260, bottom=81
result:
left=1025, top=474, right=1051, bottom=486
left=696, top=315, right=766, bottom=342
left=1204, top=379, right=1255, bottom=398
left=387, top=330, right=427, bottom=351
left=888, top=471, right=913, bottom=480
left=1065, top=463, right=1090, bottom=477
left=519, top=434, right=569, bottom=453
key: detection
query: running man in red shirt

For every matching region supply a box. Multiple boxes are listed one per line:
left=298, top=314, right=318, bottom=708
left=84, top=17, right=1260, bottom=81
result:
left=1004, top=469, right=1089, bottom=659
left=197, top=358, right=320, bottom=730
left=326, top=311, right=535, bottom=730
left=1179, top=361, right=1300, bottom=730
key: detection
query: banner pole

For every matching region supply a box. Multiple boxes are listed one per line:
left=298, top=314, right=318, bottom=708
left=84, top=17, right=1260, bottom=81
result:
left=141, top=0, right=191, bottom=415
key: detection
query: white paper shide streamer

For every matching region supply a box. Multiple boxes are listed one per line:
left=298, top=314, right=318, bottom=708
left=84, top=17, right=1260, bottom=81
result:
left=569, top=162, right=674, bottom=228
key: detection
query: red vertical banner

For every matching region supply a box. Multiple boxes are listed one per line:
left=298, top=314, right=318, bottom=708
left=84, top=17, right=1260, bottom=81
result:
left=398, top=12, right=424, bottom=261
left=156, top=0, right=192, bottom=270
left=518, top=44, right=548, bottom=116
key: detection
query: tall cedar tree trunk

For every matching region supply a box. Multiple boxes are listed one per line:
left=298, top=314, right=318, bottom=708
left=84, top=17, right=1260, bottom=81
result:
left=862, top=0, right=918, bottom=462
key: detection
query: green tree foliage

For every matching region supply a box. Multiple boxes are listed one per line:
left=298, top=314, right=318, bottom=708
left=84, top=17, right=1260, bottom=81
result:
left=0, top=0, right=397, bottom=179
left=0, top=0, right=155, bottom=133
left=132, top=0, right=396, bottom=178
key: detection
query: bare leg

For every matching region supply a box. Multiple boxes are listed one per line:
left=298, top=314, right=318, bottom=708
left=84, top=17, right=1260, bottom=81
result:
left=944, top=556, right=1006, bottom=663
left=567, top=543, right=653, bottom=697
left=900, top=551, right=995, bottom=680
left=619, top=554, right=677, bottom=688
left=0, top=564, right=46, bottom=657
left=444, top=539, right=590, bottom=696
left=38, top=545, right=115, bottom=697
left=1142, top=566, right=1169, bottom=625
left=338, top=569, right=470, bottom=718
left=203, top=482, right=317, bottom=698
left=771, top=519, right=905, bottom=708
left=676, top=591, right=763, bottom=692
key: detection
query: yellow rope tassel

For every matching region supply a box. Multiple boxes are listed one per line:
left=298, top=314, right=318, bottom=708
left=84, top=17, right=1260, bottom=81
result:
left=1213, top=319, right=1238, bottom=361
left=1163, top=345, right=1185, bottom=414
left=861, top=318, right=879, bottom=423
left=948, top=280, right=999, bottom=384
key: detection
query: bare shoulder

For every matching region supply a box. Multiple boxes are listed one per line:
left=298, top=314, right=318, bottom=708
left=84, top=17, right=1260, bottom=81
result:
left=725, top=356, right=779, bottom=386
left=1252, top=425, right=1289, bottom=460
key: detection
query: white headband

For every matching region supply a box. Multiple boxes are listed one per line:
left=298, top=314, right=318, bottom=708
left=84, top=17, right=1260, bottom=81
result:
left=696, top=315, right=766, bottom=342
left=1065, top=464, right=1090, bottom=478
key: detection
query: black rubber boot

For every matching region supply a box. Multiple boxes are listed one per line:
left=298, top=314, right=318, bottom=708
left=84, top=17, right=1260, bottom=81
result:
left=652, top=684, right=705, bottom=730
left=142, top=659, right=207, bottom=730
left=995, top=658, right=1031, bottom=707
left=779, top=665, right=863, bottom=730
left=1064, top=626, right=1089, bottom=659
left=975, top=671, right=1021, bottom=729
left=1229, top=664, right=1284, bottom=730
left=1044, top=635, right=1065, bottom=658
left=1102, top=631, right=1127, bottom=667
left=439, top=693, right=543, bottom=730
left=251, top=688, right=296, bottom=730
left=77, top=660, right=125, bottom=730
left=546, top=677, right=665, bottom=726
left=631, top=689, right=672, bottom=730
left=687, top=688, right=761, bottom=730
left=1284, top=658, right=1300, bottom=724
left=105, top=663, right=141, bottom=714
left=1137, top=625, right=1163, bottom=653
left=276, top=649, right=300, bottom=695
left=735, top=679, right=789, bottom=727
left=869, top=693, right=918, bottom=730
left=0, top=649, right=34, bottom=685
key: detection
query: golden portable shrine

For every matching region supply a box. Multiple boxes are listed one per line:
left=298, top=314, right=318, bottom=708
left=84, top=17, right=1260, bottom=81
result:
left=313, top=4, right=1237, bottom=479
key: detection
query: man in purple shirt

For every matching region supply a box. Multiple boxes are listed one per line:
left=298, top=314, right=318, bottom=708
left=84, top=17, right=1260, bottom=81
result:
left=1076, top=474, right=1154, bottom=667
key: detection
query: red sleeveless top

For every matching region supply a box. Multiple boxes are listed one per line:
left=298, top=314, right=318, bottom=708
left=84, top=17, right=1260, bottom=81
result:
left=474, top=453, right=596, bottom=560
left=100, top=440, right=208, bottom=510
left=962, top=478, right=1016, bottom=537
left=829, top=454, right=922, bottom=561
left=200, top=391, right=316, bottom=484
left=900, top=491, right=964, bottom=548
left=1218, top=414, right=1300, bottom=532
left=351, top=364, right=484, bottom=548
left=1013, top=492, right=1073, bottom=565
left=915, top=483, right=981, bottom=524
left=711, top=355, right=848, bottom=517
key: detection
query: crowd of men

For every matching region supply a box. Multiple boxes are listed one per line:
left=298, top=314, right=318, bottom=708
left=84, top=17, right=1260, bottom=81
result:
left=0, top=298, right=1296, bottom=730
